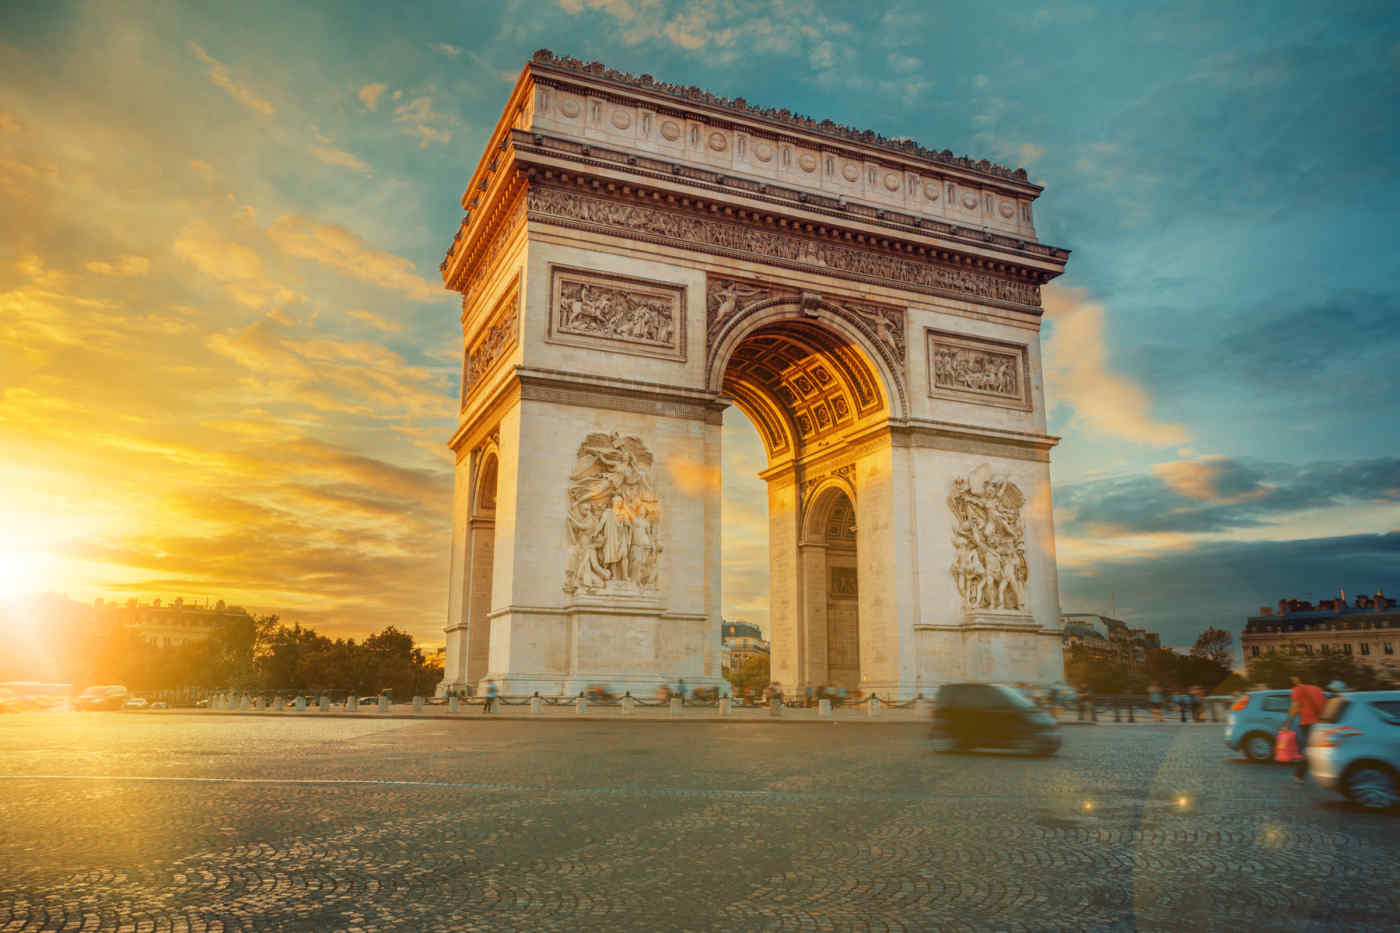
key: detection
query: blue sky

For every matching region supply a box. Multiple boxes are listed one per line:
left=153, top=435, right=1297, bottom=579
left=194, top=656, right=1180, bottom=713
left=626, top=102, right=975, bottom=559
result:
left=1, top=0, right=1396, bottom=650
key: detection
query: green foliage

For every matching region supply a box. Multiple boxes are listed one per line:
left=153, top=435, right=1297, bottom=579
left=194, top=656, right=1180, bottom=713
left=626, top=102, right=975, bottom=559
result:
left=1246, top=650, right=1394, bottom=691
left=1191, top=627, right=1234, bottom=668
left=725, top=654, right=770, bottom=693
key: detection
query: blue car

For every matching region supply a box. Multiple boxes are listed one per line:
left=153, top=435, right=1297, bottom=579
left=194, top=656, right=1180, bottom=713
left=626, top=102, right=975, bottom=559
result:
left=1224, top=689, right=1292, bottom=762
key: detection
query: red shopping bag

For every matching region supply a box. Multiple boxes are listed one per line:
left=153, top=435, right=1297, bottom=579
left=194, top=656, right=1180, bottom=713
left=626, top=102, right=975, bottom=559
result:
left=1275, top=727, right=1302, bottom=763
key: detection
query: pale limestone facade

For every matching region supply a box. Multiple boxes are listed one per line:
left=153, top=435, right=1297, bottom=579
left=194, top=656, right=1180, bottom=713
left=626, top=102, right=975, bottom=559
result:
left=439, top=52, right=1071, bottom=699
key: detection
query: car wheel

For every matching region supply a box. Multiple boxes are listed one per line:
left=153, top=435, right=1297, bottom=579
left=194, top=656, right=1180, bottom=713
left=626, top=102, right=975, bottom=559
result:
left=1345, top=766, right=1400, bottom=811
left=1242, top=733, right=1274, bottom=763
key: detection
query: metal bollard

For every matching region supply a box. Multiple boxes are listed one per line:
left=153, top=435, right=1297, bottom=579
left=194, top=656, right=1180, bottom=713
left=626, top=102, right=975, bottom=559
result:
left=347, top=696, right=359, bottom=712
left=412, top=696, right=424, bottom=714
left=769, top=697, right=783, bottom=717
left=622, top=694, right=634, bottom=715
left=294, top=696, right=306, bottom=711
left=448, top=696, right=460, bottom=713
left=669, top=697, right=682, bottom=717
left=576, top=695, right=588, bottom=715
left=319, top=695, right=330, bottom=711
left=915, top=697, right=933, bottom=719
left=819, top=698, right=832, bottom=718
left=239, top=695, right=250, bottom=711
left=868, top=696, right=882, bottom=718
left=271, top=696, right=283, bottom=712
left=718, top=697, right=731, bottom=717
left=379, top=696, right=390, bottom=714
left=530, top=695, right=543, bottom=714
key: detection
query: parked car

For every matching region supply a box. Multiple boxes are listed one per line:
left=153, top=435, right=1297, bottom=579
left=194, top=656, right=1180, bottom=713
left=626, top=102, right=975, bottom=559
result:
left=123, top=697, right=149, bottom=710
left=930, top=682, right=1062, bottom=756
left=1307, top=690, right=1400, bottom=810
left=358, top=696, right=381, bottom=706
left=1224, top=689, right=1293, bottom=761
left=74, top=685, right=129, bottom=711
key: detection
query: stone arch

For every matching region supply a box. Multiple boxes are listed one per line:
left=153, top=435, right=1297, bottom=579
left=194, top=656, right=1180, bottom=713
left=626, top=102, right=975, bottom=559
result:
left=800, top=475, right=857, bottom=545
left=473, top=445, right=499, bottom=516
left=707, top=297, right=908, bottom=430
left=463, top=438, right=500, bottom=689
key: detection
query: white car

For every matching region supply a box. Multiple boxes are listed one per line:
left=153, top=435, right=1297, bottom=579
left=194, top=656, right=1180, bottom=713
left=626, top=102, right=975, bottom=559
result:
left=1307, top=690, right=1400, bottom=810
left=123, top=697, right=149, bottom=710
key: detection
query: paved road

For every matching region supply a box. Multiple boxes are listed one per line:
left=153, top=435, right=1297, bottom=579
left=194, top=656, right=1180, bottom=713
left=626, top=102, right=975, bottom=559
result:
left=0, top=714, right=1394, bottom=932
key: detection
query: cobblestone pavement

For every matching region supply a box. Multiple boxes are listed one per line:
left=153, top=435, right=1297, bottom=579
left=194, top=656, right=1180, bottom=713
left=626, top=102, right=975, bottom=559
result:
left=1, top=715, right=1395, bottom=932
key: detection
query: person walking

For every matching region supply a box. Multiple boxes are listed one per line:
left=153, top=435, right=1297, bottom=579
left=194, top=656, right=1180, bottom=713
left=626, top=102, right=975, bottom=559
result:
left=1078, top=682, right=1096, bottom=723
left=1148, top=682, right=1163, bottom=722
left=483, top=679, right=498, bottom=714
left=1288, top=674, right=1327, bottom=784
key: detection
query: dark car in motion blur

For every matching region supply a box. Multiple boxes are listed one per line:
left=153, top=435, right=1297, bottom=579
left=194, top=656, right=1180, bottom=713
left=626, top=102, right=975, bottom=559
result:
left=73, top=685, right=129, bottom=711
left=931, top=682, right=1062, bottom=755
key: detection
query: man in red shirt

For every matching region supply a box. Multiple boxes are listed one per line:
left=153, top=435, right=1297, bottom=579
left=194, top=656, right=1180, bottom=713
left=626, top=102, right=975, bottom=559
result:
left=1288, top=675, right=1327, bottom=783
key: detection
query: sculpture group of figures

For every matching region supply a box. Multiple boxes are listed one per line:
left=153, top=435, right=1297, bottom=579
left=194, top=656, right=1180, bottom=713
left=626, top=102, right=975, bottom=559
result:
left=560, top=282, right=674, bottom=347
left=949, top=469, right=1029, bottom=612
left=564, top=432, right=661, bottom=596
left=934, top=346, right=1019, bottom=398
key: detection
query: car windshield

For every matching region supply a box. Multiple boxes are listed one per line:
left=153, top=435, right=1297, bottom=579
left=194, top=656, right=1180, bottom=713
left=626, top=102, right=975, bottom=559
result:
left=996, top=685, right=1037, bottom=709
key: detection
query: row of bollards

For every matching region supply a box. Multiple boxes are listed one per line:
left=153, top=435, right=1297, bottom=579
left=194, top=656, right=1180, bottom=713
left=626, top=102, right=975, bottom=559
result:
left=205, top=692, right=902, bottom=717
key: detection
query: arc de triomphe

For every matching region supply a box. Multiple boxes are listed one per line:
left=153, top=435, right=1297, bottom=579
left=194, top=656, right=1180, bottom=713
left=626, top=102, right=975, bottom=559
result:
left=439, top=51, right=1070, bottom=699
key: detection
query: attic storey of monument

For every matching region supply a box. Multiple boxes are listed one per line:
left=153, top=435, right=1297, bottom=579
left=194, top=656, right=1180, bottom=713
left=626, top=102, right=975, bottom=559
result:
left=438, top=51, right=1070, bottom=699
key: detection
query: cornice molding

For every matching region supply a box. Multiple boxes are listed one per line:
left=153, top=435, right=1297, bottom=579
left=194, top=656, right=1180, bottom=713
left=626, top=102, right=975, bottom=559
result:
left=529, top=50, right=1033, bottom=185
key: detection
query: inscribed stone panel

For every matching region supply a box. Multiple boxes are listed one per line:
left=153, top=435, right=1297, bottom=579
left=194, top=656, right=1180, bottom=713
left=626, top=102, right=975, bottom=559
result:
left=548, top=266, right=686, bottom=362
left=926, top=329, right=1031, bottom=411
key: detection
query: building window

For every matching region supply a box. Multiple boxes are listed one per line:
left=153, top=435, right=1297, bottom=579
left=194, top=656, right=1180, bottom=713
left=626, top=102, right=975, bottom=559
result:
left=1250, top=646, right=1260, bottom=657
left=1361, top=642, right=1371, bottom=656
left=1321, top=644, right=1330, bottom=654
left=1385, top=642, right=1395, bottom=655
left=1302, top=644, right=1312, bottom=655
left=1343, top=643, right=1353, bottom=655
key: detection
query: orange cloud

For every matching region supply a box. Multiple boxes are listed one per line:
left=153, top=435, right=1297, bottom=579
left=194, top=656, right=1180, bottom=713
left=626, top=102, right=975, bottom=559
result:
left=266, top=214, right=442, bottom=301
left=85, top=255, right=151, bottom=277
left=347, top=308, right=402, bottom=332
left=1042, top=284, right=1189, bottom=446
left=310, top=145, right=371, bottom=174
left=188, top=42, right=275, bottom=116
left=358, top=82, right=387, bottom=110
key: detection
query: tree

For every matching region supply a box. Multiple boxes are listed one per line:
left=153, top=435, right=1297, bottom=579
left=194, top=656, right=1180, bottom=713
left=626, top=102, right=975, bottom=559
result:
left=1191, top=627, right=1235, bottom=668
left=726, top=654, right=770, bottom=694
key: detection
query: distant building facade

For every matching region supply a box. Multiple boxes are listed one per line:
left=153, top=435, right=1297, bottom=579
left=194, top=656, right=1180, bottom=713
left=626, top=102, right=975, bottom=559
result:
left=721, top=621, right=770, bottom=673
left=1242, top=592, right=1399, bottom=676
left=95, top=597, right=252, bottom=648
left=1060, top=613, right=1161, bottom=672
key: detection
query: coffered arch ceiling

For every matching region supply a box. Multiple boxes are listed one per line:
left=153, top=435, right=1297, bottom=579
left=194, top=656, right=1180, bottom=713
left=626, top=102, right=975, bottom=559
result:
left=722, top=320, right=887, bottom=464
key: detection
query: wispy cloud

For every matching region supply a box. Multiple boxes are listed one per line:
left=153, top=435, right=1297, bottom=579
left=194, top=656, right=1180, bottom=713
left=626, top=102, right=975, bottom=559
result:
left=358, top=82, right=387, bottom=111
left=346, top=308, right=403, bottom=332
left=430, top=43, right=462, bottom=57
left=188, top=42, right=274, bottom=116
left=310, top=145, right=371, bottom=174
left=392, top=96, right=451, bottom=148
left=266, top=214, right=443, bottom=301
left=85, top=255, right=151, bottom=278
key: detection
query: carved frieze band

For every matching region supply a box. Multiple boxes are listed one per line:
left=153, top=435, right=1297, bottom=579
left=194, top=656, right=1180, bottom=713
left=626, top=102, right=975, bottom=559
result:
left=926, top=329, right=1031, bottom=411
left=548, top=266, right=686, bottom=361
left=527, top=186, right=1042, bottom=310
left=462, top=285, right=519, bottom=407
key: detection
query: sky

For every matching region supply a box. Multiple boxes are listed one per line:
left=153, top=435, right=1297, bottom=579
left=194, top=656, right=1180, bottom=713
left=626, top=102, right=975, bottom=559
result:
left=1, top=0, right=1397, bottom=650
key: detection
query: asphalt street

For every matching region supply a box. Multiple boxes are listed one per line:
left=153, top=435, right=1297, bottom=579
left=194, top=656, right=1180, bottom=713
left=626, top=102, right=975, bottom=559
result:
left=0, top=714, right=1395, bottom=932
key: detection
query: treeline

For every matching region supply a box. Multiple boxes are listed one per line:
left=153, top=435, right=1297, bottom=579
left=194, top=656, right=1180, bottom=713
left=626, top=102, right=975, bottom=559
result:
left=62, top=615, right=442, bottom=697
left=1245, top=651, right=1394, bottom=691
left=1066, top=627, right=1245, bottom=695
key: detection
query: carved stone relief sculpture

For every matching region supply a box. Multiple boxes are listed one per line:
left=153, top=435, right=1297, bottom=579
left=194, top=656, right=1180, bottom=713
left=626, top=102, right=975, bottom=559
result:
left=949, top=466, right=1029, bottom=613
left=927, top=330, right=1030, bottom=410
left=461, top=288, right=519, bottom=406
left=549, top=267, right=685, bottom=361
left=563, top=432, right=661, bottom=598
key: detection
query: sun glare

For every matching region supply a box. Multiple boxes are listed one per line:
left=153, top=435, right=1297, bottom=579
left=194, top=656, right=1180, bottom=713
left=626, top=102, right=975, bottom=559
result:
left=0, top=551, right=35, bottom=599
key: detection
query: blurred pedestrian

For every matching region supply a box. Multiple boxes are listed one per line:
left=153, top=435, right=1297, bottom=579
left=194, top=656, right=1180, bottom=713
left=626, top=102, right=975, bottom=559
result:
left=1288, top=674, right=1327, bottom=785
left=1078, top=682, right=1096, bottom=723
left=677, top=679, right=687, bottom=706
left=1190, top=686, right=1204, bottom=723
left=482, top=679, right=498, bottom=714
left=1148, top=682, right=1164, bottom=723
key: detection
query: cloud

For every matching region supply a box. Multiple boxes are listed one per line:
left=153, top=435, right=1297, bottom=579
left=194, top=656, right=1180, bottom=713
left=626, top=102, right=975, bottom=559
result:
left=188, top=42, right=274, bottom=116
left=188, top=159, right=214, bottom=184
left=393, top=97, right=452, bottom=148
left=346, top=309, right=403, bottom=332
left=1042, top=284, right=1189, bottom=446
left=0, top=112, right=21, bottom=132
left=358, top=82, right=387, bottom=111
left=430, top=43, right=462, bottom=57
left=173, top=220, right=304, bottom=310
left=310, top=145, right=371, bottom=174
left=1055, top=455, right=1400, bottom=539
left=266, top=214, right=442, bottom=301
left=85, top=255, right=151, bottom=278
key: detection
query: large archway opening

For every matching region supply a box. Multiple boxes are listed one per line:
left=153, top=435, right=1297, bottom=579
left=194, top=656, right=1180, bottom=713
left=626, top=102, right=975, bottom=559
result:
left=464, top=450, right=497, bottom=689
left=716, top=313, right=890, bottom=701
